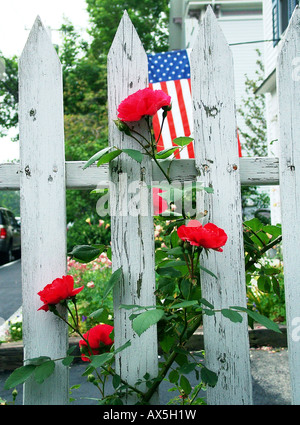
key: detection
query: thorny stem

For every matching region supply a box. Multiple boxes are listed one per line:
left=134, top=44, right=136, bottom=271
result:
left=142, top=313, right=203, bottom=403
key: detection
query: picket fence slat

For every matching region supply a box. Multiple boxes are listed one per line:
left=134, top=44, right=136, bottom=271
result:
left=107, top=11, right=158, bottom=404
left=0, top=156, right=280, bottom=190
left=191, top=7, right=252, bottom=404
left=277, top=6, right=300, bottom=405
left=19, top=16, right=68, bottom=405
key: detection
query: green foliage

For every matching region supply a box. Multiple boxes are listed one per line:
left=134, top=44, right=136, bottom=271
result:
left=0, top=191, right=20, bottom=216
left=85, top=0, right=169, bottom=56
left=238, top=49, right=267, bottom=157
left=66, top=215, right=110, bottom=253
left=0, top=53, right=18, bottom=138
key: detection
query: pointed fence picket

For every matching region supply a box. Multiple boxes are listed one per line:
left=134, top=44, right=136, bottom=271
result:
left=0, top=7, right=300, bottom=405
left=191, top=7, right=252, bottom=404
left=107, top=11, right=158, bottom=403
left=18, top=16, right=68, bottom=405
left=277, top=7, right=300, bottom=405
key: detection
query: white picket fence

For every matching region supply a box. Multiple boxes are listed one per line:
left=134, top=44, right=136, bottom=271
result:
left=0, top=6, right=300, bottom=405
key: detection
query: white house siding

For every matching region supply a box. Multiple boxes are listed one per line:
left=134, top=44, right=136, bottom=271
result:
left=217, top=17, right=264, bottom=135
left=266, top=89, right=281, bottom=224
left=262, top=0, right=279, bottom=75
left=261, top=0, right=282, bottom=224
left=184, top=15, right=264, bottom=146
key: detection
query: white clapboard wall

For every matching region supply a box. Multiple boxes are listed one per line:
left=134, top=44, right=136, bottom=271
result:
left=0, top=7, right=300, bottom=405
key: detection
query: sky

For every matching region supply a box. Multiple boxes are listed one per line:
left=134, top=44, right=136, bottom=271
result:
left=0, top=0, right=90, bottom=162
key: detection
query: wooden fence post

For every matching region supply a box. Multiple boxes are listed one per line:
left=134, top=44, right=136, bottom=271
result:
left=107, top=12, right=158, bottom=403
left=277, top=6, right=300, bottom=405
left=19, top=16, right=68, bottom=404
left=190, top=7, right=253, bottom=404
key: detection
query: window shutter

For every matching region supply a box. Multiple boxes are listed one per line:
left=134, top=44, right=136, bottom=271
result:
left=272, top=0, right=279, bottom=46
left=288, top=0, right=298, bottom=19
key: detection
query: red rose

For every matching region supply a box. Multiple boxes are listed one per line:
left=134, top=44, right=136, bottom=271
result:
left=152, top=188, right=168, bottom=215
left=177, top=220, right=227, bottom=252
left=37, top=275, right=84, bottom=311
left=117, top=88, right=171, bottom=122
left=79, top=324, right=114, bottom=362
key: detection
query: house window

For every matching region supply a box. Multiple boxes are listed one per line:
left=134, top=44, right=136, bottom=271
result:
left=272, top=0, right=298, bottom=45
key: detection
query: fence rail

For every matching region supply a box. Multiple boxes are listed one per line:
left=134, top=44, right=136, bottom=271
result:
left=0, top=157, right=280, bottom=191
left=0, top=6, right=299, bottom=405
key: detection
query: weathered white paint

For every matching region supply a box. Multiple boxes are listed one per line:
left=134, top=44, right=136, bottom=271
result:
left=107, top=11, right=158, bottom=404
left=277, top=7, right=300, bottom=405
left=190, top=7, right=252, bottom=405
left=0, top=156, right=280, bottom=190
left=19, top=16, right=68, bottom=405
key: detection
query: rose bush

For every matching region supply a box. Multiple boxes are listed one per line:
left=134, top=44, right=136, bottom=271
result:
left=4, top=88, right=282, bottom=406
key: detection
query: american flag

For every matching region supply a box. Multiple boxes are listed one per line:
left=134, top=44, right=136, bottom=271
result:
left=148, top=49, right=242, bottom=159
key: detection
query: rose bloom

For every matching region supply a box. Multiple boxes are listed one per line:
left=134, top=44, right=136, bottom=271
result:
left=79, top=324, right=114, bottom=362
left=177, top=220, right=228, bottom=252
left=153, top=188, right=168, bottom=215
left=117, top=88, right=171, bottom=122
left=37, top=275, right=84, bottom=311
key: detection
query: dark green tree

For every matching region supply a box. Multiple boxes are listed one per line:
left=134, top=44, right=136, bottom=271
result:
left=0, top=54, right=18, bottom=139
left=86, top=0, right=169, bottom=56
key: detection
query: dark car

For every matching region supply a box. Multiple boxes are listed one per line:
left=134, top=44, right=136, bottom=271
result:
left=0, top=207, right=21, bottom=264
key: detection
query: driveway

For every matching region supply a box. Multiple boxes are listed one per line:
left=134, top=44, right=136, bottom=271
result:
left=0, top=259, right=22, bottom=323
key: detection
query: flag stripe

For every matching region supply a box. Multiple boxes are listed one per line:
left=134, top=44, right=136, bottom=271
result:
left=160, top=81, right=181, bottom=158
left=148, top=49, right=242, bottom=160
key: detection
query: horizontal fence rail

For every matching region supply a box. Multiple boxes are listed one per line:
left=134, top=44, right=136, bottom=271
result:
left=0, top=157, right=280, bottom=191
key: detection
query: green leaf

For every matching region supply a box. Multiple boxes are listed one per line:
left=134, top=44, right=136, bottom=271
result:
left=113, top=374, right=121, bottom=389
left=257, top=275, right=271, bottom=293
left=221, top=308, right=243, bottom=323
left=178, top=362, right=197, bottom=374
left=103, top=267, right=123, bottom=300
left=97, top=148, right=122, bottom=166
left=67, top=345, right=77, bottom=355
left=168, top=369, right=179, bottom=384
left=34, top=360, right=55, bottom=384
left=83, top=146, right=112, bottom=169
left=244, top=218, right=264, bottom=232
left=166, top=246, right=183, bottom=256
left=203, top=308, right=215, bottom=316
left=155, top=147, right=178, bottom=159
left=160, top=334, right=176, bottom=353
left=114, top=340, right=131, bottom=355
left=4, top=365, right=36, bottom=390
left=132, top=309, right=165, bottom=336
left=200, top=366, right=218, bottom=387
left=90, top=353, right=114, bottom=369
left=156, top=267, right=182, bottom=278
left=62, top=356, right=74, bottom=367
left=89, top=308, right=104, bottom=320
left=172, top=136, right=193, bottom=147
left=25, top=356, right=51, bottom=366
left=171, top=300, right=198, bottom=309
left=230, top=306, right=282, bottom=333
left=179, top=375, right=192, bottom=395
left=199, top=298, right=214, bottom=309
left=199, top=265, right=218, bottom=279
left=68, top=244, right=101, bottom=263
left=122, top=148, right=143, bottom=163
left=263, top=224, right=282, bottom=238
